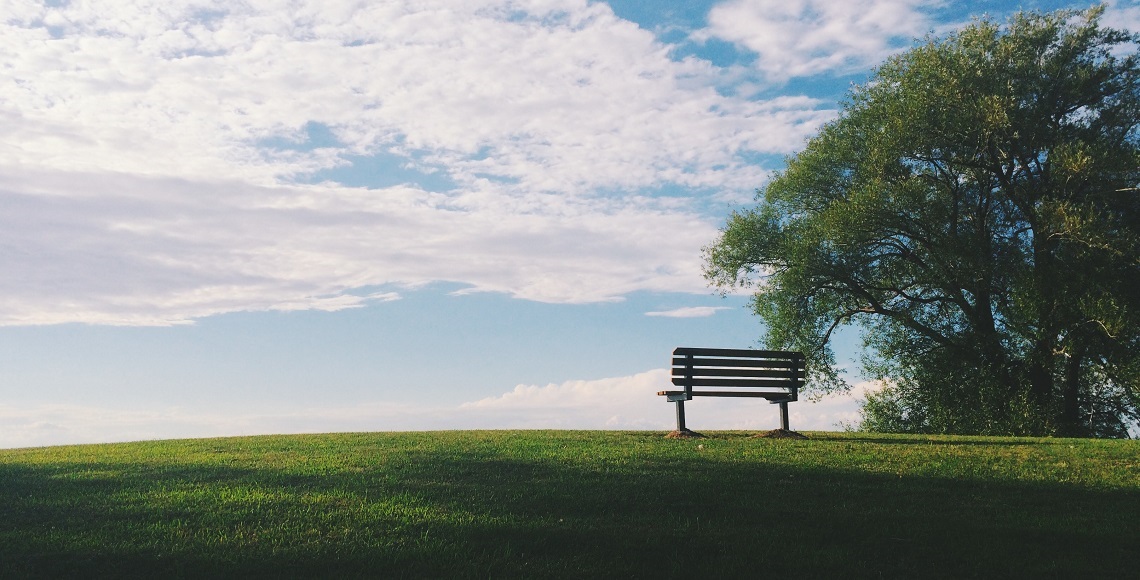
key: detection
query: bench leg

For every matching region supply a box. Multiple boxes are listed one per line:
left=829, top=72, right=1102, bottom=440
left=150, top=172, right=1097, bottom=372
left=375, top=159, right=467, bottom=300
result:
left=675, top=399, right=687, bottom=432
left=779, top=401, right=790, bottom=431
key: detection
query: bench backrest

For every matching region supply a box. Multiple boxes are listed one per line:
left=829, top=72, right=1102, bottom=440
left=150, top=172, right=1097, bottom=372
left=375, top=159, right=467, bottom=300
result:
left=672, top=347, right=804, bottom=400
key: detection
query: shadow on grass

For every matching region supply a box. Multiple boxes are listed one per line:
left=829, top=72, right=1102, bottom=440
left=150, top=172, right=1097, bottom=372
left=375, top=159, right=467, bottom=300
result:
left=0, top=436, right=1135, bottom=579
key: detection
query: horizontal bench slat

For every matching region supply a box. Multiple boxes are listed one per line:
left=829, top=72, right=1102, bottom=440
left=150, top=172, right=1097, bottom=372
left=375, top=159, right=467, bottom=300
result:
left=673, top=347, right=802, bottom=358
left=665, top=347, right=804, bottom=433
left=672, top=356, right=801, bottom=369
left=657, top=390, right=793, bottom=399
left=671, top=367, right=796, bottom=379
left=670, top=378, right=797, bottom=388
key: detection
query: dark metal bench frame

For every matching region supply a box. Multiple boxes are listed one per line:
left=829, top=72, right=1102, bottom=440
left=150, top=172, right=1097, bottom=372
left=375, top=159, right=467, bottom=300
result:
left=658, top=347, right=805, bottom=433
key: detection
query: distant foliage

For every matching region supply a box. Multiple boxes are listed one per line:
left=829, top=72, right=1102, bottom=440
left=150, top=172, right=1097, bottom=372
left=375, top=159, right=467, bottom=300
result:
left=705, top=6, right=1140, bottom=437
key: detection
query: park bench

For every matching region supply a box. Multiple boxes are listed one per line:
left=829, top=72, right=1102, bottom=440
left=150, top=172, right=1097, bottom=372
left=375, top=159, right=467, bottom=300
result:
left=658, top=347, right=805, bottom=434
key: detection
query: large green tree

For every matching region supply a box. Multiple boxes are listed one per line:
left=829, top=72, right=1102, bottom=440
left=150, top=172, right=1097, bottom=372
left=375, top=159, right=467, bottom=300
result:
left=705, top=6, right=1140, bottom=437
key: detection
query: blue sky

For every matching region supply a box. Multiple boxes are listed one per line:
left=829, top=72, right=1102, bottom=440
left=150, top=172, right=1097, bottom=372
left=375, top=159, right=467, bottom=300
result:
left=1, top=0, right=1133, bottom=447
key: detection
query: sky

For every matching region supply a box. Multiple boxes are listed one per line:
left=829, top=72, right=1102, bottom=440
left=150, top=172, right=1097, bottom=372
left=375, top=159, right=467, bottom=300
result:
left=2, top=0, right=1137, bottom=448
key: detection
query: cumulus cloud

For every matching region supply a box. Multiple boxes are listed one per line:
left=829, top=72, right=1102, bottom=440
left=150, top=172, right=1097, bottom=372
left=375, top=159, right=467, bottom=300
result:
left=699, top=0, right=935, bottom=81
left=463, top=371, right=872, bottom=431
left=459, top=369, right=671, bottom=428
left=0, top=0, right=835, bottom=326
left=0, top=370, right=870, bottom=448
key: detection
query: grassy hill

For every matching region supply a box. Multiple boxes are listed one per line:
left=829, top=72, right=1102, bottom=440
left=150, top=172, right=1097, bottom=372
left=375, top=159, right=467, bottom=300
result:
left=1, top=430, right=1136, bottom=578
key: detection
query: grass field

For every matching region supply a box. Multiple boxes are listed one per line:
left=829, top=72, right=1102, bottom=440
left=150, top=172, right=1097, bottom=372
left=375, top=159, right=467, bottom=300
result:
left=0, top=430, right=1137, bottom=578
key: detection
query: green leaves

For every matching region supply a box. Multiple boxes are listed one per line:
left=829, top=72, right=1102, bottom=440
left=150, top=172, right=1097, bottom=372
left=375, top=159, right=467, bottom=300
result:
left=705, top=6, right=1140, bottom=436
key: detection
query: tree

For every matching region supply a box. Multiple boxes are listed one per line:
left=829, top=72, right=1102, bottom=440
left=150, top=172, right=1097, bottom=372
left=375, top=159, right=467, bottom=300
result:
left=704, top=6, right=1140, bottom=437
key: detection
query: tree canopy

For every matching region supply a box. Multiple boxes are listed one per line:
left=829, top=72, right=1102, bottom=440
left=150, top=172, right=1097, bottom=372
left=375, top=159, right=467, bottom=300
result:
left=704, top=6, right=1140, bottom=437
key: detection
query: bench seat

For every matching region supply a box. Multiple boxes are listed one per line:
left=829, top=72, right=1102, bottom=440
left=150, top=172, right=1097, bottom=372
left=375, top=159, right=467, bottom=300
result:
left=659, top=347, right=804, bottom=434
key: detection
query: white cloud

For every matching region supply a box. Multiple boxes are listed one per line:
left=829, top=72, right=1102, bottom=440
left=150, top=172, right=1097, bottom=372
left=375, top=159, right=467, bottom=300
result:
left=459, top=369, right=671, bottom=428
left=0, top=370, right=871, bottom=448
left=1105, top=1, right=1140, bottom=32
left=645, top=306, right=731, bottom=318
left=0, top=0, right=835, bottom=325
left=462, top=371, right=876, bottom=431
left=0, top=169, right=722, bottom=324
left=699, top=0, right=935, bottom=81
left=1, top=0, right=829, bottom=186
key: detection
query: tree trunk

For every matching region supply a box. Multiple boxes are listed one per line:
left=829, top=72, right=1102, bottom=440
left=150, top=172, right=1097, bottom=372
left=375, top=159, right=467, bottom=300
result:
left=1059, top=346, right=1084, bottom=437
left=1026, top=338, right=1056, bottom=435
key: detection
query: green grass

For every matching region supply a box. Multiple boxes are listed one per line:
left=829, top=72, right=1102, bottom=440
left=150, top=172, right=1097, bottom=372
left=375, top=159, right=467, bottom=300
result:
left=1, top=431, right=1137, bottom=578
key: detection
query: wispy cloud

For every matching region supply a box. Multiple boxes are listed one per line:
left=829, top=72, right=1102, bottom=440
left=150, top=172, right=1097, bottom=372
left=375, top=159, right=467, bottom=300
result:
left=0, top=0, right=835, bottom=326
left=645, top=306, right=731, bottom=318
left=0, top=170, right=726, bottom=324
